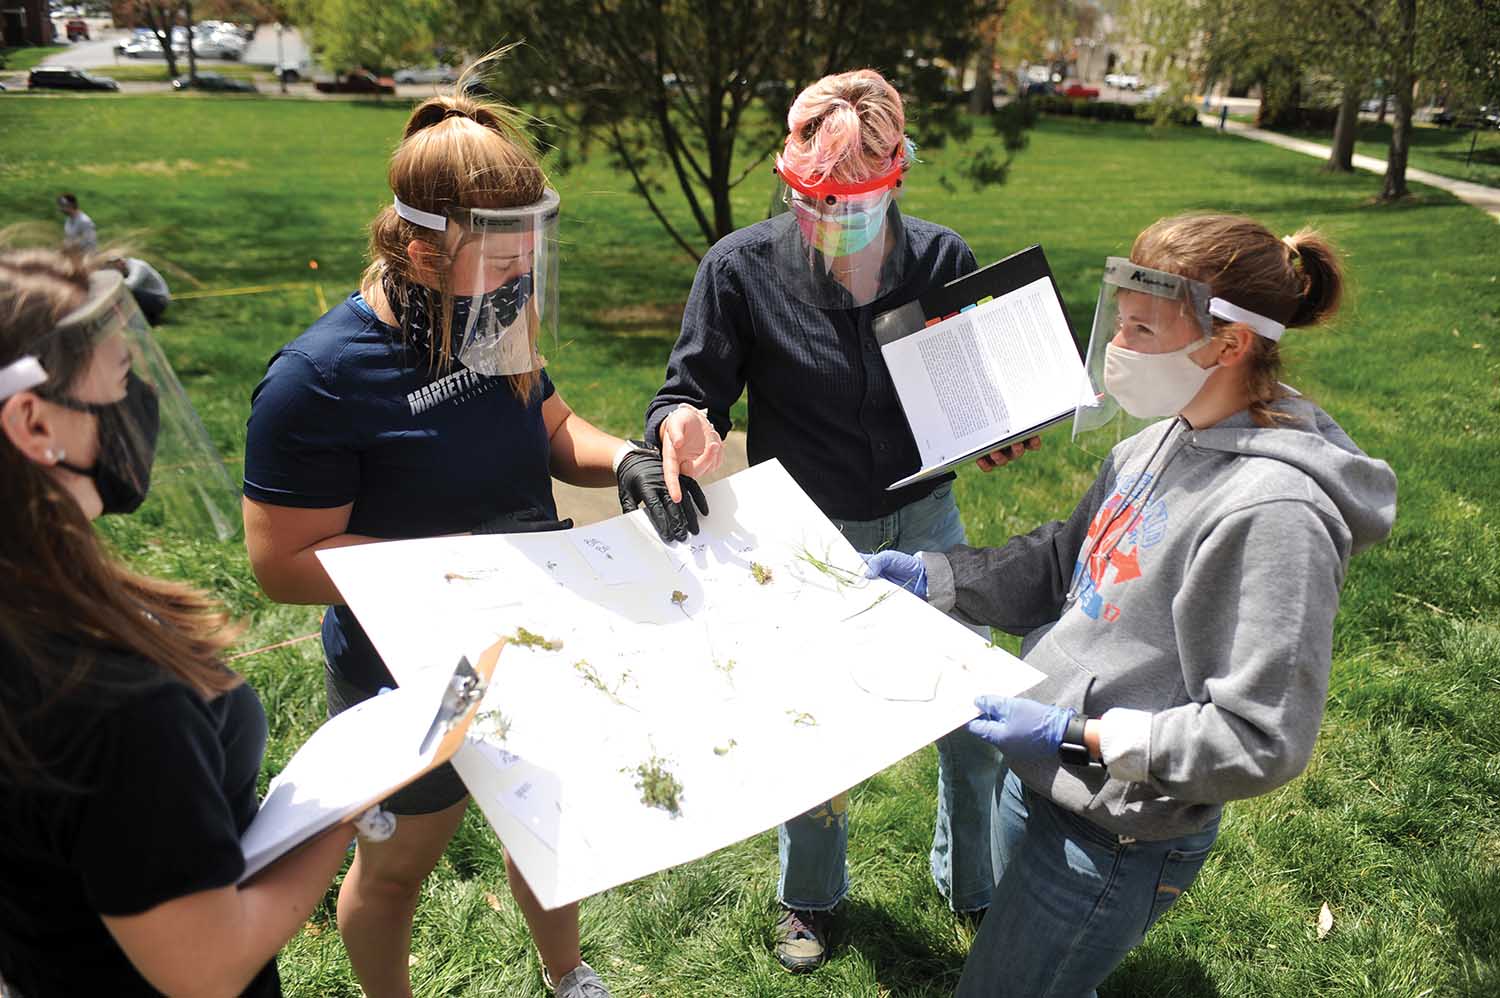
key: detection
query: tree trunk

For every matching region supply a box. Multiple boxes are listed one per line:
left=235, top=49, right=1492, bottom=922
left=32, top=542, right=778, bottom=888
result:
left=184, top=0, right=197, bottom=82
left=969, top=52, right=994, bottom=116
left=143, top=4, right=178, bottom=79
left=1325, top=84, right=1360, bottom=172
left=1380, top=0, right=1416, bottom=201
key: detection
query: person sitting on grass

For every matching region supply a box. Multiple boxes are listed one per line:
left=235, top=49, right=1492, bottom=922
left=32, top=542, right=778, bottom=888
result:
left=866, top=212, right=1397, bottom=998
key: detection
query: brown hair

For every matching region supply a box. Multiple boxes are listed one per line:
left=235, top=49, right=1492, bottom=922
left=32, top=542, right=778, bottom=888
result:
left=0, top=248, right=242, bottom=786
left=362, top=58, right=549, bottom=401
left=1130, top=213, right=1345, bottom=427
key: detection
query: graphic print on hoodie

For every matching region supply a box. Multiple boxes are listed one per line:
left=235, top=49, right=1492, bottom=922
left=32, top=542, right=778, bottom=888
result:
left=1071, top=470, right=1171, bottom=623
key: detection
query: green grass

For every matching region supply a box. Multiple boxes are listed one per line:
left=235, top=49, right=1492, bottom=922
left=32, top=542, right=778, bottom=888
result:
left=1250, top=117, right=1500, bottom=189
left=94, top=60, right=267, bottom=83
left=1, top=96, right=1497, bottom=997
left=0, top=44, right=66, bottom=73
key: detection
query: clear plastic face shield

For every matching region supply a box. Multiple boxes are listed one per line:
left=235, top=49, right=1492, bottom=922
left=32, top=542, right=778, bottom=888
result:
left=1073, top=256, right=1288, bottom=452
left=393, top=187, right=561, bottom=376
left=768, top=147, right=910, bottom=308
left=1073, top=257, right=1217, bottom=451
left=0, top=270, right=240, bottom=539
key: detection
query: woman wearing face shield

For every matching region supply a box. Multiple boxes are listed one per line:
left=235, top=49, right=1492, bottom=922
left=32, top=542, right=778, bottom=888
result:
left=238, top=74, right=674, bottom=998
left=866, top=214, right=1397, bottom=996
left=0, top=250, right=354, bottom=997
left=641, top=69, right=1038, bottom=970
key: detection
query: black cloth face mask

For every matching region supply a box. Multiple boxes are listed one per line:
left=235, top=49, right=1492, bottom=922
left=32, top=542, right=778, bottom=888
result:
left=53, top=370, right=161, bottom=515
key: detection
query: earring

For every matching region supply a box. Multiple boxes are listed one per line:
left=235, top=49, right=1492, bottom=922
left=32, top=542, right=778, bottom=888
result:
left=45, top=448, right=65, bottom=463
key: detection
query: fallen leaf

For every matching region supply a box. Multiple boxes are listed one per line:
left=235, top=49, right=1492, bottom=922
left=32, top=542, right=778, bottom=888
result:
left=1316, top=901, right=1334, bottom=940
left=408, top=954, right=420, bottom=967
left=303, top=921, right=323, bottom=937
left=484, top=891, right=503, bottom=913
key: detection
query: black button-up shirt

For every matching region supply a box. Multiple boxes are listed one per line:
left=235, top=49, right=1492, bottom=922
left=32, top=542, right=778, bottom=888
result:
left=644, top=215, right=977, bottom=522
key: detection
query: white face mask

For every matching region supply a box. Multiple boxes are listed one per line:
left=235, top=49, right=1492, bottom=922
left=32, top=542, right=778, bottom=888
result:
left=1103, top=338, right=1218, bottom=418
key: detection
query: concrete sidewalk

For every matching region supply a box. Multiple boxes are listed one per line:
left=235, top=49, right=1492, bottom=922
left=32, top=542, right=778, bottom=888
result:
left=1199, top=114, right=1500, bottom=224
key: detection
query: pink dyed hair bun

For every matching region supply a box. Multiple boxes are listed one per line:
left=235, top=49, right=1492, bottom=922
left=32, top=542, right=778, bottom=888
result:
left=781, top=69, right=907, bottom=185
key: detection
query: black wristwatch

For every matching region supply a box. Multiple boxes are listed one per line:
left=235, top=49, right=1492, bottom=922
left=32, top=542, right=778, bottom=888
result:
left=1058, top=714, right=1104, bottom=768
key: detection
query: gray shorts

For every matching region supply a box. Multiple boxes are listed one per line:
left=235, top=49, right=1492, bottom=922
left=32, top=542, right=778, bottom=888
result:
left=325, top=670, right=470, bottom=816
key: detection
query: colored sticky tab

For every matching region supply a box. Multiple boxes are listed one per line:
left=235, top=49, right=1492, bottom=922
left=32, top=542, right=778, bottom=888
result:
left=943, top=312, right=959, bottom=321
left=977, top=295, right=995, bottom=305
left=960, top=304, right=977, bottom=313
left=924, top=317, right=943, bottom=327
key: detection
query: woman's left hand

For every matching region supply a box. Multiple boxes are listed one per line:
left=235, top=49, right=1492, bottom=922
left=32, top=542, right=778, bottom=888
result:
left=967, top=695, right=1074, bottom=759
left=975, top=435, right=1042, bottom=472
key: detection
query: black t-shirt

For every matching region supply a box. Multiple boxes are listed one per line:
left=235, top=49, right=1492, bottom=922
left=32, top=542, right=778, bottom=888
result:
left=0, top=647, right=278, bottom=997
left=242, top=292, right=560, bottom=690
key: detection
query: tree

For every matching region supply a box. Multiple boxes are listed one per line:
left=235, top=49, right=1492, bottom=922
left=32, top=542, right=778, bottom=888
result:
left=120, top=1, right=182, bottom=78
left=1131, top=0, right=1499, bottom=200
left=291, top=0, right=452, bottom=75
left=449, top=0, right=1034, bottom=260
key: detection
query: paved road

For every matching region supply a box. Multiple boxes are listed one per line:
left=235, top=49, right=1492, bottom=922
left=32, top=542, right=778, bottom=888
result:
left=1200, top=113, right=1500, bottom=223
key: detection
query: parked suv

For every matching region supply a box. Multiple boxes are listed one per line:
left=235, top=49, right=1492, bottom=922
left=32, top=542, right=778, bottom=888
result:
left=65, top=18, right=89, bottom=41
left=28, top=66, right=120, bottom=91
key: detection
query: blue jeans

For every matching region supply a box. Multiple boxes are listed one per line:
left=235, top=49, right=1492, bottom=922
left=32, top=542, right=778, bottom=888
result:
left=777, top=484, right=1003, bottom=913
left=956, top=772, right=1220, bottom=997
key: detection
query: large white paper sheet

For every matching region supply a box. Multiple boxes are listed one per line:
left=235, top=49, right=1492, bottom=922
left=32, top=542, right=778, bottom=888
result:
left=319, top=461, right=1042, bottom=909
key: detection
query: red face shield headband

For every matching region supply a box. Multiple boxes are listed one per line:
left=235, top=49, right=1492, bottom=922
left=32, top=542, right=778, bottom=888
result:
left=773, top=151, right=905, bottom=201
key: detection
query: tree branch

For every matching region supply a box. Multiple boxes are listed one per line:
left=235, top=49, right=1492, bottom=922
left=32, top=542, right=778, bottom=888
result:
left=607, top=125, right=703, bottom=261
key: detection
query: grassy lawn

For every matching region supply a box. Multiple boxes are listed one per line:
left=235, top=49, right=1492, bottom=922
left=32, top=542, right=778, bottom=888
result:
left=1242, top=116, right=1500, bottom=189
left=1, top=96, right=1496, bottom=997
left=94, top=60, right=267, bottom=83
left=0, top=44, right=66, bottom=73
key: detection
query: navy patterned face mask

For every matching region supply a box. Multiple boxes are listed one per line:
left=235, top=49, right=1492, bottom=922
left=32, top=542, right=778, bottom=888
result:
left=387, top=272, right=535, bottom=375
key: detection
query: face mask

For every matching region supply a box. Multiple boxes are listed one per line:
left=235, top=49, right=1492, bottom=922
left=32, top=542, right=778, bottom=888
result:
left=455, top=272, right=534, bottom=376
left=1103, top=338, right=1218, bottom=419
left=395, top=273, right=535, bottom=376
left=55, top=370, right=161, bottom=515
left=796, top=192, right=892, bottom=258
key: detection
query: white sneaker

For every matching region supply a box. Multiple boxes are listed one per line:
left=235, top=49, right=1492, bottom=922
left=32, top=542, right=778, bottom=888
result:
left=553, top=961, right=611, bottom=998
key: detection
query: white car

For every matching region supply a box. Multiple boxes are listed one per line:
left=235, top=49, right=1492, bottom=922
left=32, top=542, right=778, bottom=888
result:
left=1105, top=73, right=1140, bottom=91
left=393, top=66, right=458, bottom=84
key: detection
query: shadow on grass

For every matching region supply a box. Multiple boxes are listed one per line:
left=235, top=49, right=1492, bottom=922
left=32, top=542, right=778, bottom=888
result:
left=1103, top=945, right=1221, bottom=998
left=839, top=896, right=964, bottom=997
left=1437, top=861, right=1500, bottom=998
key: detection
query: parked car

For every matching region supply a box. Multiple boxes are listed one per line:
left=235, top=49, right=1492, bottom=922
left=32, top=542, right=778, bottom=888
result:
left=275, top=61, right=306, bottom=83
left=64, top=18, right=88, bottom=41
left=1104, top=72, right=1140, bottom=90
left=393, top=65, right=457, bottom=84
left=314, top=70, right=396, bottom=95
left=28, top=66, right=119, bottom=91
left=1139, top=83, right=1167, bottom=101
left=1360, top=96, right=1394, bottom=114
left=172, top=71, right=257, bottom=93
left=1062, top=82, right=1100, bottom=100
left=118, top=35, right=170, bottom=58
left=1021, top=79, right=1057, bottom=98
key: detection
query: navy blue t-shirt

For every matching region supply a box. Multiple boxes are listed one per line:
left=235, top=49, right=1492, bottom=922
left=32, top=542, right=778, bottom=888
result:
left=244, top=292, right=558, bottom=690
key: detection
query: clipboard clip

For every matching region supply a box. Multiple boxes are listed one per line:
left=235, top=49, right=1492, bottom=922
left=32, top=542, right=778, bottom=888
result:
left=419, top=655, right=487, bottom=755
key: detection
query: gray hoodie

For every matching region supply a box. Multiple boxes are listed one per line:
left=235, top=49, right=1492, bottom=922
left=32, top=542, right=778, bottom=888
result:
left=922, top=398, right=1396, bottom=841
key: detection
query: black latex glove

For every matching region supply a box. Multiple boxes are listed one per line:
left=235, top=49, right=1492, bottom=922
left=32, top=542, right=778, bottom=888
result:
left=473, top=507, right=574, bottom=535
left=616, top=445, right=709, bottom=543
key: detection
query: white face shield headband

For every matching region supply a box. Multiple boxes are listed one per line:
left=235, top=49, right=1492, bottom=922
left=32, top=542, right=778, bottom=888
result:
left=393, top=188, right=561, bottom=376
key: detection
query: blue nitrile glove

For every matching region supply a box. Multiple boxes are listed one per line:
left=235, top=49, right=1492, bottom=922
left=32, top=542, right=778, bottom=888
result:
left=861, top=550, right=927, bottom=599
left=966, top=695, right=1076, bottom=760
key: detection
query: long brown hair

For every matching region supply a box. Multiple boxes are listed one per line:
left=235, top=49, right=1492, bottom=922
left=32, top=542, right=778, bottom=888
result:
left=0, top=248, right=242, bottom=786
left=1131, top=213, right=1345, bottom=427
left=362, top=55, right=549, bottom=401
